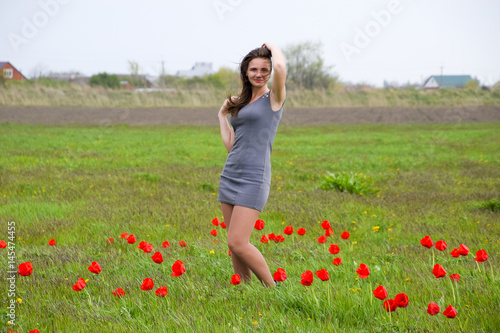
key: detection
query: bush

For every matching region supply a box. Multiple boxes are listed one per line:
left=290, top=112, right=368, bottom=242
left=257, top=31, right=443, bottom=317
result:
left=469, top=199, right=500, bottom=212
left=319, top=171, right=379, bottom=195
left=89, top=73, right=121, bottom=89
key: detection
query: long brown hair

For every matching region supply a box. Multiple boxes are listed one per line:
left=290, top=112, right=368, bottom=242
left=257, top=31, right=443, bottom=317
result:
left=227, top=47, right=272, bottom=117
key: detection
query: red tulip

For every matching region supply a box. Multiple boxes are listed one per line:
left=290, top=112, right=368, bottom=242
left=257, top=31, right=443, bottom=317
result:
left=231, top=274, right=241, bottom=285
left=341, top=231, right=350, bottom=239
left=210, top=229, right=217, bottom=237
left=72, top=278, right=86, bottom=291
left=449, top=273, right=460, bottom=282
left=0, top=240, right=7, bottom=248
left=458, top=244, right=470, bottom=256
left=435, top=240, right=447, bottom=251
left=300, top=270, right=314, bottom=286
left=297, top=228, right=306, bottom=236
left=432, top=264, right=446, bottom=278
left=450, top=248, right=460, bottom=257
left=273, top=268, right=287, bottom=282
left=394, top=293, right=409, bottom=308
left=443, top=305, right=457, bottom=319
left=260, top=235, right=269, bottom=243
left=211, top=217, right=219, bottom=226
left=18, top=262, right=33, bottom=276
left=48, top=239, right=56, bottom=246
left=107, top=238, right=115, bottom=244
left=88, top=261, right=102, bottom=274
left=120, top=233, right=128, bottom=239
left=284, top=226, right=293, bottom=235
left=254, top=219, right=265, bottom=230
left=329, top=244, right=340, bottom=254
left=315, top=269, right=330, bottom=281
left=179, top=240, right=187, bottom=247
left=475, top=249, right=488, bottom=262
left=140, top=278, right=154, bottom=290
left=138, top=241, right=153, bottom=253
left=268, top=233, right=276, bottom=241
left=228, top=250, right=231, bottom=256
left=427, top=302, right=440, bottom=315
left=112, top=288, right=125, bottom=297
left=332, top=258, right=342, bottom=266
left=162, top=241, right=170, bottom=248
left=317, top=235, right=327, bottom=244
left=383, top=299, right=397, bottom=312
left=373, top=285, right=388, bottom=300
left=155, top=286, right=168, bottom=297
left=127, top=234, right=136, bottom=244
left=171, top=260, right=186, bottom=277
left=274, top=234, right=285, bottom=243
left=325, top=228, right=334, bottom=237
left=321, top=220, right=330, bottom=229
left=420, top=236, right=433, bottom=248
left=356, top=263, right=370, bottom=279
left=152, top=252, right=163, bottom=264
left=29, top=330, right=41, bottom=333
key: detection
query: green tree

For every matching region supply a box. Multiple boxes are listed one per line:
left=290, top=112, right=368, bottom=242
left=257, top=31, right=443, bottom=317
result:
left=283, top=41, right=337, bottom=90
left=89, top=73, right=121, bottom=89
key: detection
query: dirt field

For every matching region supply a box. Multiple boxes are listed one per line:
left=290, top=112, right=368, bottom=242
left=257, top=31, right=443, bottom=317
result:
left=1, top=105, right=499, bottom=126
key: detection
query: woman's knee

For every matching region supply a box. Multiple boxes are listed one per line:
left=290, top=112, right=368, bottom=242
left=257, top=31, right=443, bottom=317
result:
left=227, top=238, right=248, bottom=255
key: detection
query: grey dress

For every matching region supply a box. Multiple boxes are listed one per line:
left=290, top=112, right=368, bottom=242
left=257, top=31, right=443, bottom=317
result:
left=218, top=91, right=284, bottom=211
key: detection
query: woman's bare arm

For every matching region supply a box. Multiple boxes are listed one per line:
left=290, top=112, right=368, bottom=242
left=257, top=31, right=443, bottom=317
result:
left=218, top=99, right=235, bottom=153
left=262, top=42, right=286, bottom=111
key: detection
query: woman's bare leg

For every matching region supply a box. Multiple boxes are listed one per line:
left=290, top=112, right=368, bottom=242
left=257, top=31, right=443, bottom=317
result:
left=221, top=203, right=252, bottom=281
left=226, top=205, right=275, bottom=287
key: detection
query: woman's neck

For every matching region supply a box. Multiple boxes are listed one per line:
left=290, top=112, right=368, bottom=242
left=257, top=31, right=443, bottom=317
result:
left=251, top=86, right=270, bottom=99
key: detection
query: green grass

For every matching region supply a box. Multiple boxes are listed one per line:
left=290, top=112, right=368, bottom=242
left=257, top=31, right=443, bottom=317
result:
left=0, top=122, right=499, bottom=332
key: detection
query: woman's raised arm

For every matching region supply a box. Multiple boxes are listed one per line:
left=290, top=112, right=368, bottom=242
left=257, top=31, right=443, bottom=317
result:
left=262, top=42, right=286, bottom=110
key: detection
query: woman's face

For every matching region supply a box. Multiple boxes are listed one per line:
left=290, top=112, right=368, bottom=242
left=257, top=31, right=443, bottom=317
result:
left=246, top=58, right=271, bottom=88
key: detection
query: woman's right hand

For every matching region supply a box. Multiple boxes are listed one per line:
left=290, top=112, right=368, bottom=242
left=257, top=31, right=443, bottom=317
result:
left=219, top=98, right=230, bottom=117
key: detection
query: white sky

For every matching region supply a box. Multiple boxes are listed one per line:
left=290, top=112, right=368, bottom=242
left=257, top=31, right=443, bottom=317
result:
left=1, top=0, right=500, bottom=86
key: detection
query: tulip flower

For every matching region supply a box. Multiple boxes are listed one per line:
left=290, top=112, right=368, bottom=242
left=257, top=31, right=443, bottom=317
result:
left=274, top=235, right=285, bottom=243
left=120, top=233, right=128, bottom=239
left=317, top=236, right=327, bottom=244
left=210, top=229, right=217, bottom=237
left=300, top=270, right=314, bottom=286
left=435, top=240, right=447, bottom=251
left=332, top=258, right=342, bottom=266
left=341, top=231, right=350, bottom=240
left=420, top=236, right=433, bottom=248
left=315, top=269, right=329, bottom=281
left=231, top=274, right=241, bottom=286
left=268, top=233, right=276, bottom=241
left=373, top=285, right=388, bottom=300
left=0, top=240, right=7, bottom=248
left=475, top=249, right=488, bottom=262
left=127, top=234, right=136, bottom=244
left=72, top=278, right=86, bottom=291
left=458, top=244, right=470, bottom=256
left=283, top=226, right=293, bottom=235
left=18, top=262, right=33, bottom=276
left=329, top=244, right=340, bottom=254
left=394, top=293, right=409, bottom=308
left=297, top=228, right=306, bottom=236
left=325, top=228, right=334, bottom=237
left=321, top=220, right=330, bottom=229
left=427, top=302, right=440, bottom=315
left=449, top=273, right=460, bottom=282
left=112, top=288, right=125, bottom=297
left=107, top=238, right=115, bottom=244
left=162, top=241, right=170, bottom=248
left=140, top=278, right=154, bottom=290
left=88, top=261, right=102, bottom=274
left=260, top=235, right=269, bottom=243
left=273, top=268, right=287, bottom=282
left=443, top=305, right=457, bottom=318
left=383, top=299, right=397, bottom=312
left=432, top=264, right=446, bottom=278
left=171, top=260, right=186, bottom=277
left=29, top=330, right=41, bottom=333
left=356, top=263, right=370, bottom=279
left=254, top=219, right=265, bottom=230
left=155, top=286, right=168, bottom=297
left=152, top=252, right=163, bottom=264
left=450, top=248, right=460, bottom=257
left=48, top=239, right=56, bottom=246
left=220, top=221, right=227, bottom=229
left=179, top=240, right=187, bottom=247
left=211, top=217, right=219, bottom=226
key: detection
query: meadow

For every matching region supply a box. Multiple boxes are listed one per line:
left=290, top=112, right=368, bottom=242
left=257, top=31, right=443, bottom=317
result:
left=0, top=121, right=499, bottom=332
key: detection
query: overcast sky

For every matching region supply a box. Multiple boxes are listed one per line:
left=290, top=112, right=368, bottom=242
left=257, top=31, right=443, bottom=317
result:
left=1, top=0, right=499, bottom=86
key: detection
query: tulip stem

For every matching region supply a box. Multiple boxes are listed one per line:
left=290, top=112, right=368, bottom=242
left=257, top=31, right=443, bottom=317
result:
left=448, top=277, right=456, bottom=304
left=369, top=280, right=373, bottom=305
left=84, top=288, right=92, bottom=307
left=475, top=261, right=481, bottom=273
left=432, top=249, right=435, bottom=267
left=490, top=260, right=494, bottom=281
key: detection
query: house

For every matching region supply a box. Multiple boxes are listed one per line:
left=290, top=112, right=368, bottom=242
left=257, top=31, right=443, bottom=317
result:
left=0, top=62, right=27, bottom=81
left=423, top=75, right=473, bottom=89
left=177, top=62, right=214, bottom=78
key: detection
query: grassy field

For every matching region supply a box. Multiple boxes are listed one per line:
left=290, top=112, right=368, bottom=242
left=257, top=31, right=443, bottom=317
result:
left=0, top=121, right=499, bottom=332
left=1, top=81, right=500, bottom=108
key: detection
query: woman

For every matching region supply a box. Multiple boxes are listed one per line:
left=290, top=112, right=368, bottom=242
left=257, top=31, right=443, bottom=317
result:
left=217, top=43, right=286, bottom=287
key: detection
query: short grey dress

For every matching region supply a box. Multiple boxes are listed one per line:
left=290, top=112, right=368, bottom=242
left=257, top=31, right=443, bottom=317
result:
left=218, top=91, right=284, bottom=211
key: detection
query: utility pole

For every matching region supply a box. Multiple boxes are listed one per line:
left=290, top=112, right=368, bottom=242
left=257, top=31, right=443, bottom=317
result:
left=440, top=65, right=443, bottom=88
